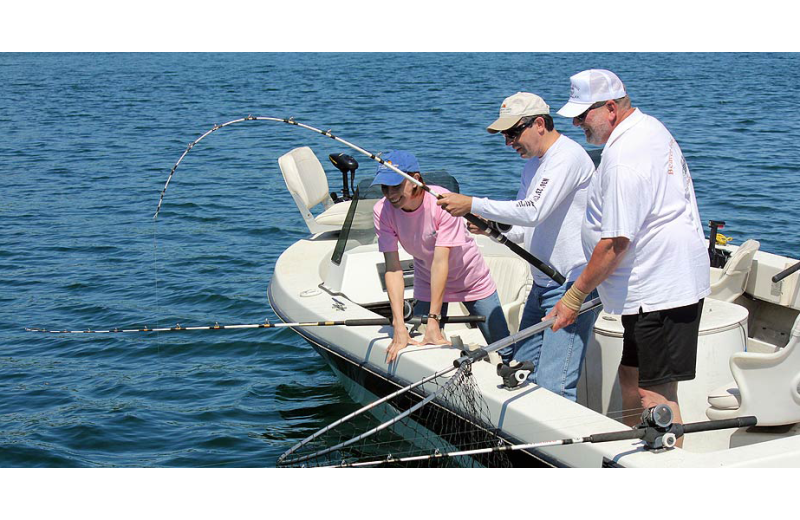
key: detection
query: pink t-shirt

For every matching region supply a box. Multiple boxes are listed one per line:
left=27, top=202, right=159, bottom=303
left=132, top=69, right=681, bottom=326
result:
left=373, top=186, right=496, bottom=302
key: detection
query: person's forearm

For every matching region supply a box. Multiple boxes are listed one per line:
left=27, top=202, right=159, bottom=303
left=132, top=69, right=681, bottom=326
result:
left=429, top=247, right=450, bottom=316
left=382, top=251, right=408, bottom=327
left=385, top=270, right=407, bottom=326
left=574, top=237, right=630, bottom=294
left=547, top=237, right=630, bottom=331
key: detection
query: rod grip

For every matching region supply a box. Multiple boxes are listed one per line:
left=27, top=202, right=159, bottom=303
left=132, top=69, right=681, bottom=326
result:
left=772, top=260, right=800, bottom=283
left=681, top=416, right=757, bottom=434
left=343, top=315, right=487, bottom=327
left=588, top=429, right=647, bottom=444
left=461, top=213, right=566, bottom=285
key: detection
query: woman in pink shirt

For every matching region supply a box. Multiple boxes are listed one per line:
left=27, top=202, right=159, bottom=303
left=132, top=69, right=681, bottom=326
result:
left=372, top=151, right=509, bottom=363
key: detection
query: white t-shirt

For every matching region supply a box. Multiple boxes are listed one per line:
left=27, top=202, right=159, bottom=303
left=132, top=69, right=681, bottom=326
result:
left=583, top=108, right=711, bottom=314
left=471, top=134, right=595, bottom=287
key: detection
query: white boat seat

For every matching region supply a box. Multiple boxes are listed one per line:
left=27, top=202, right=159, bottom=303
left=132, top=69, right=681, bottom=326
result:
left=278, top=146, right=351, bottom=234
left=482, top=255, right=533, bottom=334
left=707, top=384, right=741, bottom=410
left=708, top=239, right=760, bottom=302
left=706, top=312, right=800, bottom=426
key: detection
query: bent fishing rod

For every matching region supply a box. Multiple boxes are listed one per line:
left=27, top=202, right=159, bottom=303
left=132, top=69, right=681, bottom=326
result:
left=153, top=116, right=566, bottom=285
left=24, top=314, right=485, bottom=335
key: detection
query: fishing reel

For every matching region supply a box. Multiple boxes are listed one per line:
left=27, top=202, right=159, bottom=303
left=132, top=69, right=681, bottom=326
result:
left=329, top=153, right=359, bottom=202
left=403, top=299, right=417, bottom=321
left=486, top=220, right=513, bottom=234
left=636, top=404, right=678, bottom=450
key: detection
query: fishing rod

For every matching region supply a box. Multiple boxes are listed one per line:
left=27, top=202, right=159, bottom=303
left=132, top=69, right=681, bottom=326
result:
left=773, top=259, right=800, bottom=283
left=154, top=116, right=566, bottom=285
left=24, top=314, right=486, bottom=335
left=334, top=407, right=759, bottom=467
left=454, top=297, right=602, bottom=367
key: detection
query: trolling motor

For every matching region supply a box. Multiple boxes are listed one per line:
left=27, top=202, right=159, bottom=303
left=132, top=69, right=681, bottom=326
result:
left=329, top=153, right=359, bottom=203
left=708, top=220, right=732, bottom=268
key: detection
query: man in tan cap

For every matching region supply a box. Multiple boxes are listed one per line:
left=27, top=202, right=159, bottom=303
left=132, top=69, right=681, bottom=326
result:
left=437, top=92, right=597, bottom=402
left=548, top=70, right=710, bottom=436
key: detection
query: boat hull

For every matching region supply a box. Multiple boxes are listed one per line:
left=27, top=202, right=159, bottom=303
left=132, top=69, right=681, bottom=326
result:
left=268, top=230, right=800, bottom=467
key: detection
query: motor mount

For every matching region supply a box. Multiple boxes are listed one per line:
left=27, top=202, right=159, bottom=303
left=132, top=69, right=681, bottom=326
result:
left=329, top=153, right=359, bottom=201
left=497, top=361, right=535, bottom=389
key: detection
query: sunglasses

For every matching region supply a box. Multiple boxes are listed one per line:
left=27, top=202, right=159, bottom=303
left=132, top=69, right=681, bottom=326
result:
left=575, top=101, right=609, bottom=123
left=501, top=117, right=537, bottom=141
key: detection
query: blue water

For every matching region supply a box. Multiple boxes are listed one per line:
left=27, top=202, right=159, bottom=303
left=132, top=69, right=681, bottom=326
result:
left=2, top=52, right=799, bottom=467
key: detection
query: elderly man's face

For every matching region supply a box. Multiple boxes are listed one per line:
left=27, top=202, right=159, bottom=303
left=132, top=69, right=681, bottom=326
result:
left=574, top=103, right=612, bottom=145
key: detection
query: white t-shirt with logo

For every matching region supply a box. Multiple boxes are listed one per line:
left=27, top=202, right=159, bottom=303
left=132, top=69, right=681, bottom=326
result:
left=471, top=134, right=595, bottom=287
left=582, top=108, right=711, bottom=314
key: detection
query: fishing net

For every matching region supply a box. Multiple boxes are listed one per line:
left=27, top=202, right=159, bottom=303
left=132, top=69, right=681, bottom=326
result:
left=277, top=363, right=511, bottom=468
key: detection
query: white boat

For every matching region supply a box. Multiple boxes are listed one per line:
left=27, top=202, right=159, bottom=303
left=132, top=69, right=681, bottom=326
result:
left=268, top=145, right=800, bottom=468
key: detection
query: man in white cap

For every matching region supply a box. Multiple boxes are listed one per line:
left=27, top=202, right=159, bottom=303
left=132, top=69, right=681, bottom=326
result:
left=548, top=70, right=710, bottom=434
left=437, top=92, right=597, bottom=402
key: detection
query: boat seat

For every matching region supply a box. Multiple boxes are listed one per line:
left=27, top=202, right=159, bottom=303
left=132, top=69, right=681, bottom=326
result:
left=706, top=312, right=800, bottom=426
left=278, top=146, right=351, bottom=234
left=481, top=255, right=532, bottom=334
left=708, top=239, right=760, bottom=302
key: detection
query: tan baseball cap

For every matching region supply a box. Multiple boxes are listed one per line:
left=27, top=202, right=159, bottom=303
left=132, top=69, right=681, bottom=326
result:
left=487, top=92, right=551, bottom=134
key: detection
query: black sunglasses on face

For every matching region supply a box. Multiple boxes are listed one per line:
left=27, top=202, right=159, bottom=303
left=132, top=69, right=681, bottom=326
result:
left=501, top=117, right=538, bottom=141
left=575, top=101, right=609, bottom=123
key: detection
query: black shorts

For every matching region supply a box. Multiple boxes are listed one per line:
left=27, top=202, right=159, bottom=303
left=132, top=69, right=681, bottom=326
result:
left=620, top=299, right=704, bottom=387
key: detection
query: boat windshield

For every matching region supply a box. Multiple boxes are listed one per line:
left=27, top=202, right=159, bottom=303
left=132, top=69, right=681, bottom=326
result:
left=331, top=180, right=382, bottom=266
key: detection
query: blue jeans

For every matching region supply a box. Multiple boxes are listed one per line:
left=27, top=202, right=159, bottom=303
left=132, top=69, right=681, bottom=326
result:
left=502, top=282, right=598, bottom=402
left=414, top=290, right=510, bottom=345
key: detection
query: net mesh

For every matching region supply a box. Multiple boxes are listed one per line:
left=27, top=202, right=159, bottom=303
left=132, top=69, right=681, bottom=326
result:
left=277, top=363, right=512, bottom=468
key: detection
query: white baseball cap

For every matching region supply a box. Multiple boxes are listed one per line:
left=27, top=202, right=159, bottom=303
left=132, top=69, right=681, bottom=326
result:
left=557, top=69, right=627, bottom=118
left=487, top=92, right=550, bottom=134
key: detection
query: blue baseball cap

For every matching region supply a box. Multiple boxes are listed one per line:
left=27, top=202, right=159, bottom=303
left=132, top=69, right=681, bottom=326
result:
left=370, top=150, right=421, bottom=186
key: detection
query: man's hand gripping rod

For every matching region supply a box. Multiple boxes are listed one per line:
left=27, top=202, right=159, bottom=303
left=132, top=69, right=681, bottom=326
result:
left=454, top=297, right=602, bottom=368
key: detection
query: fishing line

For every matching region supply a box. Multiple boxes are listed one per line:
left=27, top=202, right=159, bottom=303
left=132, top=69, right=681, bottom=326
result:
left=152, top=219, right=161, bottom=336
left=152, top=116, right=565, bottom=285
left=25, top=315, right=486, bottom=335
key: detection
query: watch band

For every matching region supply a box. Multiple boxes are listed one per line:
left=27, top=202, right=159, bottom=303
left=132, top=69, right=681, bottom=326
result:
left=424, top=313, right=442, bottom=321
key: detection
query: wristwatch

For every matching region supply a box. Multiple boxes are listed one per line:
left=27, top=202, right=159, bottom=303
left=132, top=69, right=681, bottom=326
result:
left=424, top=313, right=442, bottom=321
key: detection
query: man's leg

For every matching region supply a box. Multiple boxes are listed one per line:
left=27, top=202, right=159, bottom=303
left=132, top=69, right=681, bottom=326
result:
left=506, top=285, right=546, bottom=365
left=532, top=284, right=598, bottom=401
left=619, top=301, right=703, bottom=445
left=619, top=366, right=683, bottom=446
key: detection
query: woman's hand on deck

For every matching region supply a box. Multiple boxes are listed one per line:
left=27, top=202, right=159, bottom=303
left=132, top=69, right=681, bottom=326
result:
left=386, top=326, right=420, bottom=364
left=420, top=320, right=451, bottom=347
